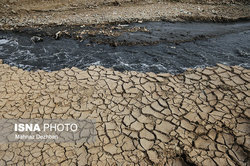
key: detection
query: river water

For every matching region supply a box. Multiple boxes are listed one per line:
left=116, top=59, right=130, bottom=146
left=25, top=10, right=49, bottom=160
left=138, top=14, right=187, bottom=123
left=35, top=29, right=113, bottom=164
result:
left=0, top=21, right=250, bottom=73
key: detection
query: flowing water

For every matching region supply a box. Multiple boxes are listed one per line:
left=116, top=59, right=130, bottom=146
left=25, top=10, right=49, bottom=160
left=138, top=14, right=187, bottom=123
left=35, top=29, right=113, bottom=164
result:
left=0, top=21, right=250, bottom=73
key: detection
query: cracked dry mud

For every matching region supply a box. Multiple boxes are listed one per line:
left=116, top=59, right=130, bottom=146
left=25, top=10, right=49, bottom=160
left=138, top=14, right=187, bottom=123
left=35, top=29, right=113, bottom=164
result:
left=0, top=59, right=249, bottom=165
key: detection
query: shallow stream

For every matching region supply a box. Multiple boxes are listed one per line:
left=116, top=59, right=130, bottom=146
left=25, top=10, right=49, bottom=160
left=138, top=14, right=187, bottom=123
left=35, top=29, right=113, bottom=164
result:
left=0, top=21, right=250, bottom=73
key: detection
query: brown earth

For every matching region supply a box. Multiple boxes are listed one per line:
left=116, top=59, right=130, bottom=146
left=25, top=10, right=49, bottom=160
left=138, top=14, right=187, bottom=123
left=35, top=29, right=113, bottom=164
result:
left=1, top=1, right=250, bottom=165
left=1, top=0, right=250, bottom=30
left=0, top=59, right=249, bottom=165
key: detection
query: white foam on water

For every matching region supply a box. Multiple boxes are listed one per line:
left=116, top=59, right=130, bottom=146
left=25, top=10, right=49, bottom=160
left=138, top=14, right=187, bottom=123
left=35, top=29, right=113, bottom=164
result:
left=140, top=63, right=168, bottom=72
left=181, top=64, right=207, bottom=71
left=118, top=61, right=131, bottom=67
left=90, top=61, right=101, bottom=66
left=9, top=40, right=19, bottom=47
left=0, top=39, right=10, bottom=45
left=151, top=64, right=167, bottom=70
left=239, top=63, right=250, bottom=68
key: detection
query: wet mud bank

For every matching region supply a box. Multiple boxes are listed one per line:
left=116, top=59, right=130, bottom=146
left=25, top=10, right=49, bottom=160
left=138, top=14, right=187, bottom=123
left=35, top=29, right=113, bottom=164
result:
left=1, top=1, right=250, bottom=30
left=0, top=21, right=250, bottom=73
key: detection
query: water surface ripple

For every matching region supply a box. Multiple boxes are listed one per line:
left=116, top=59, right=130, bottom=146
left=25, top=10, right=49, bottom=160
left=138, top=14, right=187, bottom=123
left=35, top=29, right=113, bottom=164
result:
left=0, top=22, right=250, bottom=73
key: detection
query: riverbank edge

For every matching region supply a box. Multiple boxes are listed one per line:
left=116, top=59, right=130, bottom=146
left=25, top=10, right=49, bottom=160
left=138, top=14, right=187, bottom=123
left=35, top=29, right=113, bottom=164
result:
left=1, top=2, right=250, bottom=31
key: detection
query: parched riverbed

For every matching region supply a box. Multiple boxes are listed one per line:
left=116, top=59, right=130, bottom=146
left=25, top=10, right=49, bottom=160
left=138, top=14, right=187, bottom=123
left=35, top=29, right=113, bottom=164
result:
left=1, top=0, right=250, bottom=165
left=0, top=21, right=250, bottom=73
left=0, top=61, right=249, bottom=165
left=0, top=21, right=250, bottom=165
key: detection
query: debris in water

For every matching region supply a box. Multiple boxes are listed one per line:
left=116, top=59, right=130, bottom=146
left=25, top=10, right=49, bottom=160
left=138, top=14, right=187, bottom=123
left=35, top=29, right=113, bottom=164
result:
left=31, top=36, right=43, bottom=43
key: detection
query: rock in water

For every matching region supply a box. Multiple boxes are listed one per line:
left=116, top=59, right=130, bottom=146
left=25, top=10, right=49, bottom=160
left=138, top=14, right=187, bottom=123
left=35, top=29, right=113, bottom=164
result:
left=31, top=36, right=43, bottom=43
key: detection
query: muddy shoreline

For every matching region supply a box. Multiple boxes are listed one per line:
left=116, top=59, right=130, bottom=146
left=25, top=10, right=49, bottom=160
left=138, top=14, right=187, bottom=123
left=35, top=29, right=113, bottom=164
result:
left=1, top=1, right=250, bottom=31
left=2, top=19, right=250, bottom=46
left=1, top=0, right=250, bottom=48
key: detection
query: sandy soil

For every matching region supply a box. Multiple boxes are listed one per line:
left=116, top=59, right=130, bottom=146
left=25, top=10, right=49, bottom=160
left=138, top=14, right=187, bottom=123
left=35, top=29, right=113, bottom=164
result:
left=1, top=0, right=250, bottom=30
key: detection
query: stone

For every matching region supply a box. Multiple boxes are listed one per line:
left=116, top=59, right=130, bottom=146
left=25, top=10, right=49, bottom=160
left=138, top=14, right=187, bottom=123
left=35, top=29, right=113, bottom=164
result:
left=202, top=69, right=214, bottom=75
left=213, top=157, right=228, bottom=166
left=185, top=73, right=201, bottom=80
left=65, top=70, right=75, bottom=76
left=131, top=121, right=144, bottom=131
left=139, top=129, right=155, bottom=140
left=236, top=123, right=249, bottom=133
left=142, top=82, right=155, bottom=93
left=103, top=144, right=118, bottom=155
left=53, top=107, right=69, bottom=114
left=140, top=139, right=154, bottom=150
left=106, top=79, right=117, bottom=90
left=202, top=158, right=216, bottom=166
left=195, top=126, right=207, bottom=135
left=222, top=133, right=234, bottom=147
left=155, top=121, right=175, bottom=134
left=216, top=133, right=225, bottom=144
left=31, top=36, right=43, bottom=43
left=225, top=80, right=236, bottom=87
left=217, top=64, right=231, bottom=71
left=75, top=71, right=89, bottom=80
left=3, top=151, right=14, bottom=161
left=151, top=101, right=164, bottom=112
left=195, top=137, right=211, bottom=149
left=123, top=115, right=135, bottom=126
left=180, top=120, right=195, bottom=131
left=154, top=131, right=171, bottom=143
left=147, top=150, right=159, bottom=163
left=123, top=82, right=133, bottom=90
left=244, top=108, right=250, bottom=118
left=122, top=140, right=135, bottom=151
left=105, top=122, right=116, bottom=130
left=231, top=76, right=245, bottom=85
left=142, top=106, right=165, bottom=118
left=40, top=99, right=50, bottom=106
